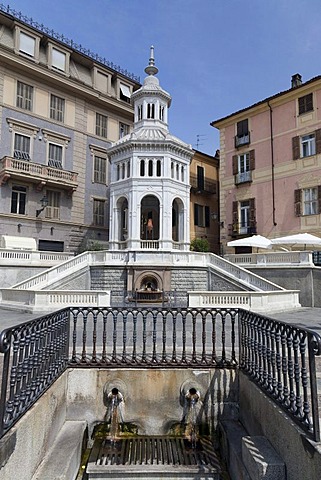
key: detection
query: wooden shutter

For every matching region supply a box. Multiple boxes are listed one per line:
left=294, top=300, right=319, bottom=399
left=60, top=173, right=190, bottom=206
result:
left=292, top=136, right=300, bottom=160
left=318, top=186, right=321, bottom=214
left=315, top=129, right=321, bottom=154
left=249, top=198, right=256, bottom=231
left=232, top=155, right=238, bottom=175
left=205, top=206, right=210, bottom=227
left=232, top=201, right=238, bottom=233
left=294, top=189, right=302, bottom=216
left=249, top=150, right=255, bottom=170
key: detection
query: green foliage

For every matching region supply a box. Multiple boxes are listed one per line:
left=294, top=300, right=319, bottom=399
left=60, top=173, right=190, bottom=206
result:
left=77, top=239, right=105, bottom=254
left=190, top=237, right=210, bottom=252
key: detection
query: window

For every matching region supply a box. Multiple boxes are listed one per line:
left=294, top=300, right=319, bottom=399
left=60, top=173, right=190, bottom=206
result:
left=93, top=199, right=105, bottom=226
left=19, top=31, right=35, bottom=57
left=50, top=95, right=65, bottom=122
left=233, top=150, right=255, bottom=184
left=232, top=198, right=256, bottom=235
left=301, top=134, right=316, bottom=157
left=235, top=119, right=250, bottom=147
left=48, top=143, right=63, bottom=169
left=96, top=113, right=107, bottom=138
left=292, top=129, right=321, bottom=159
left=197, top=166, right=205, bottom=190
left=157, top=160, right=161, bottom=177
left=295, top=187, right=321, bottom=216
left=94, top=155, right=107, bottom=184
left=45, top=191, right=60, bottom=219
left=147, top=103, right=155, bottom=119
left=194, top=204, right=210, bottom=227
left=119, top=83, right=131, bottom=103
left=16, top=81, right=33, bottom=111
left=298, top=93, right=313, bottom=115
left=11, top=185, right=26, bottom=215
left=159, top=105, right=165, bottom=121
left=119, top=122, right=129, bottom=139
left=148, top=159, right=153, bottom=176
left=14, top=133, right=31, bottom=160
left=140, top=159, right=145, bottom=176
left=52, top=48, right=66, bottom=72
left=137, top=105, right=143, bottom=121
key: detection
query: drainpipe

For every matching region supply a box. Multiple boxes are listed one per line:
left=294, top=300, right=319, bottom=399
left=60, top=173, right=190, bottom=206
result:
left=268, top=101, right=277, bottom=226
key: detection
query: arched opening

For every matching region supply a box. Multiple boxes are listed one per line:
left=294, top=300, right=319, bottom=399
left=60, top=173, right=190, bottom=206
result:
left=172, top=198, right=184, bottom=242
left=116, top=197, right=128, bottom=241
left=140, top=195, right=159, bottom=240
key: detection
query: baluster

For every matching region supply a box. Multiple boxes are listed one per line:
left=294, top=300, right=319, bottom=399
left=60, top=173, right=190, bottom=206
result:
left=287, top=332, right=295, bottom=412
left=122, top=310, right=128, bottom=363
left=211, top=310, right=216, bottom=364
left=161, top=311, right=167, bottom=363
left=275, top=326, right=283, bottom=401
left=201, top=311, right=207, bottom=364
left=132, top=310, right=137, bottom=363
left=111, top=311, right=118, bottom=363
left=141, top=311, right=147, bottom=363
left=92, top=310, right=98, bottom=363
left=281, top=327, right=289, bottom=406
left=171, top=311, right=177, bottom=363
left=293, top=332, right=302, bottom=417
left=300, top=333, right=311, bottom=427
left=101, top=311, right=108, bottom=363
left=71, top=310, right=78, bottom=363
left=81, top=311, right=88, bottom=363
left=230, top=310, right=237, bottom=365
left=152, top=310, right=157, bottom=363
left=265, top=322, right=273, bottom=392
left=260, top=319, right=268, bottom=387
left=181, top=310, right=187, bottom=363
left=191, top=310, right=197, bottom=363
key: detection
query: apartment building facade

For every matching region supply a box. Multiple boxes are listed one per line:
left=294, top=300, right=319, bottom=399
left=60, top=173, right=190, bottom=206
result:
left=211, top=73, right=321, bottom=253
left=0, top=6, right=140, bottom=253
left=190, top=149, right=220, bottom=254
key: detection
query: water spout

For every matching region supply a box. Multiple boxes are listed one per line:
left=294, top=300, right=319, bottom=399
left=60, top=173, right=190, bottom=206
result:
left=184, top=387, right=200, bottom=448
left=107, top=388, right=124, bottom=446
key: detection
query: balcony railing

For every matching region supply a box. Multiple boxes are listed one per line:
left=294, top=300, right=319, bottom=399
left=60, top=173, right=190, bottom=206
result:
left=0, top=307, right=320, bottom=441
left=190, top=175, right=217, bottom=194
left=229, top=223, right=257, bottom=237
left=235, top=171, right=252, bottom=185
left=0, top=156, right=78, bottom=192
left=235, top=133, right=250, bottom=148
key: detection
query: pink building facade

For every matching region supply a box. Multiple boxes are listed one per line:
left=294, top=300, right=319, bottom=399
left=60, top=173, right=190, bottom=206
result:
left=211, top=74, right=321, bottom=252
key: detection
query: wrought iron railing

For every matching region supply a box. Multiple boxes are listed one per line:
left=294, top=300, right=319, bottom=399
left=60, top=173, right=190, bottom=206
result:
left=239, top=309, right=321, bottom=441
left=0, top=307, right=320, bottom=442
left=0, top=3, right=140, bottom=82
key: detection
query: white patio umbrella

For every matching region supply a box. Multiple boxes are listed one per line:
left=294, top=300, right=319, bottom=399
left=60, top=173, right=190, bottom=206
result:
left=227, top=235, right=272, bottom=249
left=271, top=233, right=321, bottom=250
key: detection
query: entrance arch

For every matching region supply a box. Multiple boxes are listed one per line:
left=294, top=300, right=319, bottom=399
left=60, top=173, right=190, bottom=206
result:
left=140, top=195, right=159, bottom=240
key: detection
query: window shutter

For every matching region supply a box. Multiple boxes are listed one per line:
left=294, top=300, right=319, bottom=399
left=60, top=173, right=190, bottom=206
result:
left=205, top=206, right=210, bottom=227
left=292, top=136, right=300, bottom=160
left=249, top=150, right=255, bottom=170
left=194, top=203, right=199, bottom=226
left=318, top=186, right=321, bottom=214
left=294, top=189, right=302, bottom=216
left=232, top=155, right=238, bottom=175
left=315, top=129, right=321, bottom=154
left=249, top=198, right=256, bottom=229
left=232, top=201, right=238, bottom=232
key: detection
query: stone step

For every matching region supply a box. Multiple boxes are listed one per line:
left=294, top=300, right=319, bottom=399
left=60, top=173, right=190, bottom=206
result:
left=31, top=420, right=86, bottom=480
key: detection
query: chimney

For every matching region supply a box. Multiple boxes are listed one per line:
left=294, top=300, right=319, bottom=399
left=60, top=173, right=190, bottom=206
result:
left=291, top=73, right=302, bottom=88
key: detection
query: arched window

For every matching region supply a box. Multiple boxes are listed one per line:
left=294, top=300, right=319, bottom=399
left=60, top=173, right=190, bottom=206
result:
left=159, top=105, right=164, bottom=121
left=117, top=164, right=120, bottom=181
left=127, top=161, right=130, bottom=177
left=147, top=103, right=155, bottom=119
left=176, top=164, right=179, bottom=179
left=171, top=162, right=174, bottom=178
left=156, top=160, right=161, bottom=177
left=140, top=159, right=145, bottom=176
left=148, top=159, right=153, bottom=176
left=181, top=166, right=184, bottom=182
left=137, top=104, right=143, bottom=121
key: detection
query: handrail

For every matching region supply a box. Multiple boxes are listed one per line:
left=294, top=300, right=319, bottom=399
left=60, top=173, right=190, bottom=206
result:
left=239, top=309, right=321, bottom=441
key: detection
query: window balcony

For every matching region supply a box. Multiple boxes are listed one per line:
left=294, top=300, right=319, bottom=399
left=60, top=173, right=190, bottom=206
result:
left=235, top=171, right=252, bottom=185
left=235, top=133, right=250, bottom=148
left=0, top=156, right=78, bottom=193
left=190, top=175, right=217, bottom=195
left=229, top=222, right=257, bottom=238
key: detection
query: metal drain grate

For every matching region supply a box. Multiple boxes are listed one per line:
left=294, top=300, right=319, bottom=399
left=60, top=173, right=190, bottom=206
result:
left=93, top=436, right=220, bottom=469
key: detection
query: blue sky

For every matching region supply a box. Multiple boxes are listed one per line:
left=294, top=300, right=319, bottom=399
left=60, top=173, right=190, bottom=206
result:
left=5, top=0, right=321, bottom=155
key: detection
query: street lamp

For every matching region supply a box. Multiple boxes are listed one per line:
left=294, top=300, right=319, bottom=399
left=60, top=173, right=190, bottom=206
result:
left=36, top=195, right=48, bottom=217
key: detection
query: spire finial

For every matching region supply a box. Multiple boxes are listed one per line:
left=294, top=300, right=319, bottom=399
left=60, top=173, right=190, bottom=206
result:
left=144, top=45, right=158, bottom=76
